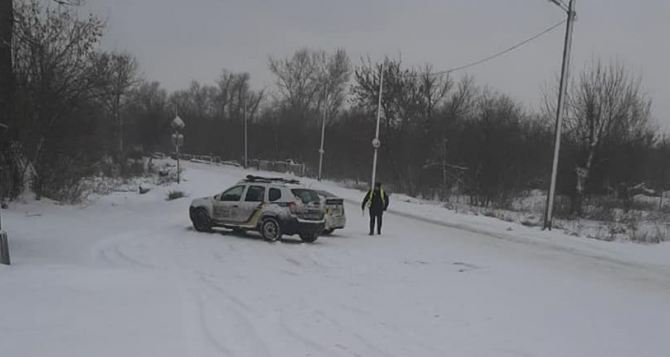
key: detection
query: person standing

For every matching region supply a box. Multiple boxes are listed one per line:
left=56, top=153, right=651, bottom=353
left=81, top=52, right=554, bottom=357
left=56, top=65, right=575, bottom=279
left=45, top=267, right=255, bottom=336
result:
left=361, top=182, right=389, bottom=236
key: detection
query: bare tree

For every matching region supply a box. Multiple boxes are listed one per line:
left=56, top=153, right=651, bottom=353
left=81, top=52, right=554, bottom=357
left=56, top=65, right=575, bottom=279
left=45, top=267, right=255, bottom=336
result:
left=417, top=65, right=452, bottom=118
left=0, top=0, right=11, bottom=128
left=352, top=57, right=453, bottom=193
left=353, top=57, right=450, bottom=131
left=97, top=52, right=140, bottom=170
left=269, top=48, right=322, bottom=116
left=565, top=59, right=652, bottom=214
left=125, top=81, right=168, bottom=152
left=315, top=48, right=351, bottom=120
left=446, top=75, right=478, bottom=118
left=216, top=70, right=263, bottom=121
left=0, top=0, right=14, bottom=199
left=12, top=0, right=104, bottom=167
left=269, top=48, right=349, bottom=120
left=427, top=76, right=477, bottom=198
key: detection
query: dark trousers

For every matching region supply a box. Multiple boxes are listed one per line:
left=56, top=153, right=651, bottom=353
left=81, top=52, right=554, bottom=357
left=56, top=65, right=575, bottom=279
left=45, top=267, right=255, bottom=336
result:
left=369, top=210, right=383, bottom=234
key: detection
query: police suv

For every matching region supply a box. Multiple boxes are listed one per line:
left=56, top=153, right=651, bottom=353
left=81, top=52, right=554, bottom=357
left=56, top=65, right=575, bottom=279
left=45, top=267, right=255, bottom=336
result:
left=189, top=175, right=325, bottom=242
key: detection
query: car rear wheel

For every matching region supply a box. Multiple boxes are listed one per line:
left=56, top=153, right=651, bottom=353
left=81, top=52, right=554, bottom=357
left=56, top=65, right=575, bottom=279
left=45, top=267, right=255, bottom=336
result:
left=260, top=218, right=282, bottom=242
left=299, top=232, right=318, bottom=243
left=192, top=208, right=212, bottom=232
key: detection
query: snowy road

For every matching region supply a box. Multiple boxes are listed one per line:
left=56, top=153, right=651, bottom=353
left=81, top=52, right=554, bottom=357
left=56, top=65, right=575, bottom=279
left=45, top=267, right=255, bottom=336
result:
left=1, top=162, right=670, bottom=357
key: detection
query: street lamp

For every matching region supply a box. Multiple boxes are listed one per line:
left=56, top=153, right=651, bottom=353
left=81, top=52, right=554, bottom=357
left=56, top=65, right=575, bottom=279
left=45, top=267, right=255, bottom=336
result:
left=243, top=99, right=248, bottom=169
left=543, top=0, right=577, bottom=230
left=370, top=62, right=385, bottom=189
left=171, top=112, right=185, bottom=184
left=317, top=92, right=328, bottom=181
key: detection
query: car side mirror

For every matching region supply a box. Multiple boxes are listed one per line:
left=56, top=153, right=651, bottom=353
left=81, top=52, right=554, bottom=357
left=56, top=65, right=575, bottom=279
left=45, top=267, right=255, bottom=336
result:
left=214, top=194, right=220, bottom=200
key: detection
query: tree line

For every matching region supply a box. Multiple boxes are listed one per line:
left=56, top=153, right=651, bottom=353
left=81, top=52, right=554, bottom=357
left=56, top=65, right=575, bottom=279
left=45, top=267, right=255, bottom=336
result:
left=1, top=0, right=668, bottom=217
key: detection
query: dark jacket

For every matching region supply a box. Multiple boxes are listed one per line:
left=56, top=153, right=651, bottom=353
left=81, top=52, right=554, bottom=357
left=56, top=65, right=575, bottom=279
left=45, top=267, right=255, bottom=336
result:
left=362, top=188, right=389, bottom=214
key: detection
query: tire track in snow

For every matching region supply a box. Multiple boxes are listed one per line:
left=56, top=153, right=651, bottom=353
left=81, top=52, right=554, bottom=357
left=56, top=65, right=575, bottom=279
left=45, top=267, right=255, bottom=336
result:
left=194, top=272, right=273, bottom=356
left=198, top=274, right=255, bottom=314
left=111, top=244, right=158, bottom=269
left=277, top=310, right=340, bottom=357
left=279, top=309, right=395, bottom=357
left=337, top=306, right=453, bottom=357
left=198, top=272, right=350, bottom=356
left=92, top=234, right=158, bottom=270
left=308, top=309, right=398, bottom=357
left=181, top=288, right=234, bottom=356
left=274, top=243, right=342, bottom=277
left=181, top=272, right=269, bottom=357
left=313, top=308, right=453, bottom=357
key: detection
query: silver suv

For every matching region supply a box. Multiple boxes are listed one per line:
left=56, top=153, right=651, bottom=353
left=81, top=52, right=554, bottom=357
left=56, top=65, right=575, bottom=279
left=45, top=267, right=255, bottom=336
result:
left=189, top=175, right=325, bottom=242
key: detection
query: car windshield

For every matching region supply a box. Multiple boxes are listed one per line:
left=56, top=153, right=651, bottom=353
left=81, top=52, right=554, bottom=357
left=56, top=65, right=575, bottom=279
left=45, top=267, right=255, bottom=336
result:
left=291, top=189, right=321, bottom=205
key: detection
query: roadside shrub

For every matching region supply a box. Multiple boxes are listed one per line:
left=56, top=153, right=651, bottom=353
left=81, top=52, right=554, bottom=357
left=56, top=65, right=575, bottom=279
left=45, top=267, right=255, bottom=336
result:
left=166, top=190, right=186, bottom=201
left=520, top=215, right=541, bottom=227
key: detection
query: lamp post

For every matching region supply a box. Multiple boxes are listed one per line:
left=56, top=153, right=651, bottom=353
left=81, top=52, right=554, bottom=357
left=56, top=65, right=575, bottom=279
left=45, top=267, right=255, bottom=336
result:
left=171, top=112, right=185, bottom=184
left=370, top=63, right=385, bottom=189
left=243, top=99, right=248, bottom=169
left=543, top=0, right=576, bottom=230
left=317, top=92, right=328, bottom=181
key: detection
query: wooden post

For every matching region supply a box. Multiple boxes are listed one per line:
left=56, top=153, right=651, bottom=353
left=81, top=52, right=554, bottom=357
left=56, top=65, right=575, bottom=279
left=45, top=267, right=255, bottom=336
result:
left=0, top=231, right=10, bottom=265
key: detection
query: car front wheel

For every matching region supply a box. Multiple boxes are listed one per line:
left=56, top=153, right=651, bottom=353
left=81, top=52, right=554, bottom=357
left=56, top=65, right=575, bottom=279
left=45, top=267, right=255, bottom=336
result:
left=192, top=208, right=212, bottom=232
left=260, top=218, right=282, bottom=242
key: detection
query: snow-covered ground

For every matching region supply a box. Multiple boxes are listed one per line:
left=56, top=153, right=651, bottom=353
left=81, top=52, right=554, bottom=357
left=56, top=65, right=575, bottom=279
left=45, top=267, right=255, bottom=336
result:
left=1, top=161, right=670, bottom=357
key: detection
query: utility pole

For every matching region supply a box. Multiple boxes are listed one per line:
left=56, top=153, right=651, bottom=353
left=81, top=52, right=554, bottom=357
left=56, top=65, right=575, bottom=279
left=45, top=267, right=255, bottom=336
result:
left=442, top=138, right=448, bottom=189
left=543, top=0, right=577, bottom=230
left=116, top=92, right=124, bottom=174
left=243, top=99, right=248, bottom=169
left=370, top=62, right=384, bottom=189
left=317, top=92, right=327, bottom=181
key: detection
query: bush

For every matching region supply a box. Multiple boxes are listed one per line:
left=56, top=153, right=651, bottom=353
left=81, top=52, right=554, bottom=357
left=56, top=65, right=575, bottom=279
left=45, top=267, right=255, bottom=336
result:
left=166, top=190, right=186, bottom=201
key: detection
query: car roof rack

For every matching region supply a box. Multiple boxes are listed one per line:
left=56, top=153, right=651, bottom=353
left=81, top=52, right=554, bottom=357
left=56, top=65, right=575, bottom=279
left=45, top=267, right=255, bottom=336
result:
left=243, top=175, right=301, bottom=185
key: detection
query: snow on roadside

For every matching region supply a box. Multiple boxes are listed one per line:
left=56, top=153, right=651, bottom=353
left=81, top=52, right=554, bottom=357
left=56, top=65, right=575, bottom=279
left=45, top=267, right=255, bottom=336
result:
left=289, top=172, right=670, bottom=273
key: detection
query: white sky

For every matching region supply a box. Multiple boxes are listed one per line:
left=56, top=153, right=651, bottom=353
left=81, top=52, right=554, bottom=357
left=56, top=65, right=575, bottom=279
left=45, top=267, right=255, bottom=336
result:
left=84, top=0, right=670, bottom=127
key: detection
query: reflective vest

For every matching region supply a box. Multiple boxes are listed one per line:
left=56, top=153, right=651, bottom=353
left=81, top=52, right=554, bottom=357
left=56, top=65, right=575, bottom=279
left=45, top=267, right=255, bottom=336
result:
left=366, top=188, right=386, bottom=208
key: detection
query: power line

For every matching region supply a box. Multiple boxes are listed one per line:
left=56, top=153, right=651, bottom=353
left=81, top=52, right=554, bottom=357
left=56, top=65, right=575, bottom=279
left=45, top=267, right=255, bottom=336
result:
left=405, top=19, right=566, bottom=78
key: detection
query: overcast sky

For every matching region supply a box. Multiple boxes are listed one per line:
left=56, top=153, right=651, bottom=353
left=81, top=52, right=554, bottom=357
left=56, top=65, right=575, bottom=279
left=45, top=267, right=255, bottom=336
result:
left=84, top=0, right=670, bottom=127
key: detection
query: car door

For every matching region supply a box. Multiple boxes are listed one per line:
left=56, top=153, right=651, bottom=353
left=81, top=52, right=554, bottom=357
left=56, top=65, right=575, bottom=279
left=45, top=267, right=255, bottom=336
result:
left=212, top=185, right=245, bottom=223
left=235, top=185, right=266, bottom=224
